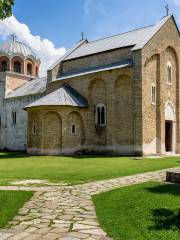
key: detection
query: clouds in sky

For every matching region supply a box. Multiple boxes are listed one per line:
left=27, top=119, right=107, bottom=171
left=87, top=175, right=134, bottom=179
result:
left=0, top=16, right=66, bottom=77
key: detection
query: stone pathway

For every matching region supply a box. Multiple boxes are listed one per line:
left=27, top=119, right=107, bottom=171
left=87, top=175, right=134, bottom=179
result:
left=0, top=167, right=179, bottom=240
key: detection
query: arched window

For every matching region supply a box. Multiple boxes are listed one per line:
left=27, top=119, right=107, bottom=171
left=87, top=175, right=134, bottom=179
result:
left=32, top=124, right=36, bottom=135
left=1, top=61, right=7, bottom=72
left=14, top=61, right=21, bottom=73
left=95, top=103, right=106, bottom=126
left=151, top=84, right=156, bottom=105
left=167, top=62, right=172, bottom=84
left=71, top=124, right=76, bottom=134
left=12, top=111, right=16, bottom=125
left=27, top=63, right=32, bottom=75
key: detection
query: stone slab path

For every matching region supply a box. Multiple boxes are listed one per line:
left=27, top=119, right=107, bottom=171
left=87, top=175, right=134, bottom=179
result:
left=0, top=167, right=179, bottom=240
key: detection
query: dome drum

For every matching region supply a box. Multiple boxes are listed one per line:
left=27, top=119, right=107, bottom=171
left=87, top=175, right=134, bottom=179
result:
left=0, top=38, right=40, bottom=77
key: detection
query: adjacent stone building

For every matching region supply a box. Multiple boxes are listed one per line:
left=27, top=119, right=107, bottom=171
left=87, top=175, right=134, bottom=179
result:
left=0, top=37, right=46, bottom=150
left=1, top=15, right=180, bottom=155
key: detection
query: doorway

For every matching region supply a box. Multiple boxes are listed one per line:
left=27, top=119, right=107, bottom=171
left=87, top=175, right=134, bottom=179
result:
left=165, top=121, right=173, bottom=152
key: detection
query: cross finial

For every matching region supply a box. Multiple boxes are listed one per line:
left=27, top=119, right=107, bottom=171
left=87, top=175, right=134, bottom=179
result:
left=12, top=33, right=16, bottom=42
left=165, top=4, right=169, bottom=16
left=81, top=31, right=85, bottom=40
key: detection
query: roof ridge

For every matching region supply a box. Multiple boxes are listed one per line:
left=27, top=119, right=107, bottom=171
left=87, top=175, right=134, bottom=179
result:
left=89, top=24, right=155, bottom=44
left=88, top=15, right=172, bottom=44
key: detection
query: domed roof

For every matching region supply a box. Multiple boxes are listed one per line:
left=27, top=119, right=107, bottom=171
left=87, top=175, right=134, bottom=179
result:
left=0, top=37, right=39, bottom=60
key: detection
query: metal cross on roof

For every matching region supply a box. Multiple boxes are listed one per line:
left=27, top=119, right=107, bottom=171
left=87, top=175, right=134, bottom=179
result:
left=81, top=31, right=85, bottom=40
left=165, top=4, right=169, bottom=16
left=12, top=33, right=17, bottom=42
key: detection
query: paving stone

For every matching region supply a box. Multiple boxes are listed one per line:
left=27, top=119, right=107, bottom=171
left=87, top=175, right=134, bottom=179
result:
left=0, top=232, right=13, bottom=240
left=1, top=167, right=179, bottom=240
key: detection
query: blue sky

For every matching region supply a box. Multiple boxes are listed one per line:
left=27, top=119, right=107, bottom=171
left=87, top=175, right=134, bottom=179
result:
left=13, top=0, right=180, bottom=48
left=0, top=0, right=180, bottom=76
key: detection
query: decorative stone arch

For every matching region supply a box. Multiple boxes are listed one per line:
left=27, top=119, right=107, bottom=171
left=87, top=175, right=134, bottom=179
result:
left=165, top=101, right=176, bottom=153
left=66, top=111, right=85, bottom=152
left=11, top=56, right=24, bottom=74
left=165, top=101, right=176, bottom=121
left=25, top=58, right=35, bottom=76
left=144, top=53, right=160, bottom=68
left=165, top=46, right=179, bottom=152
left=88, top=78, right=106, bottom=104
left=114, top=74, right=134, bottom=145
left=165, top=46, right=179, bottom=85
left=43, top=111, right=62, bottom=154
left=0, top=56, right=10, bottom=72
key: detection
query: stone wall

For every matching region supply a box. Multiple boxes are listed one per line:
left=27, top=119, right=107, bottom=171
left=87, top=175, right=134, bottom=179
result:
left=142, top=17, right=180, bottom=154
left=0, top=93, right=44, bottom=151
left=27, top=66, right=137, bottom=155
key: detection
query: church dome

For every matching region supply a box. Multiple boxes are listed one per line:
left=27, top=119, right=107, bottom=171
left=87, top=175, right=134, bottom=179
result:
left=0, top=37, right=39, bottom=60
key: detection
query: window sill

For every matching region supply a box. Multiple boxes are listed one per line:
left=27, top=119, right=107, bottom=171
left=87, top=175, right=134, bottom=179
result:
left=151, top=102, right=156, bottom=106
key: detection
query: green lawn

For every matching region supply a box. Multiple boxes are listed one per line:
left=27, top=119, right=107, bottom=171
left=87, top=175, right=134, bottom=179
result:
left=0, top=190, right=33, bottom=228
left=0, top=152, right=180, bottom=185
left=93, top=181, right=180, bottom=240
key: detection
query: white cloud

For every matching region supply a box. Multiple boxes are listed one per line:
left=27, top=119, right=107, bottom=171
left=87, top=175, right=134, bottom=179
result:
left=0, top=16, right=66, bottom=77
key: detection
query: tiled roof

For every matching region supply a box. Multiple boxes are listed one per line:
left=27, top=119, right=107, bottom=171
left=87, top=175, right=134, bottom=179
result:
left=24, top=85, right=88, bottom=109
left=65, top=15, right=171, bottom=60
left=51, top=15, right=172, bottom=68
left=0, top=39, right=39, bottom=60
left=5, top=77, right=47, bottom=99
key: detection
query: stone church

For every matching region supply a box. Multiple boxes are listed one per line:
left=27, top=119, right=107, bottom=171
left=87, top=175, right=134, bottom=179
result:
left=0, top=15, right=179, bottom=156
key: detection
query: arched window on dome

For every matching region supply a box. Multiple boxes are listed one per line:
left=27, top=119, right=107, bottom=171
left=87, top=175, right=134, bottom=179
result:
left=14, top=61, right=21, bottom=74
left=95, top=103, right=106, bottom=127
left=27, top=63, right=32, bottom=75
left=1, top=61, right=7, bottom=72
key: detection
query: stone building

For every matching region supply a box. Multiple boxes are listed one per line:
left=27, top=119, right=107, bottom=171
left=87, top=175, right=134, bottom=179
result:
left=1, top=15, right=180, bottom=155
left=0, top=36, right=46, bottom=150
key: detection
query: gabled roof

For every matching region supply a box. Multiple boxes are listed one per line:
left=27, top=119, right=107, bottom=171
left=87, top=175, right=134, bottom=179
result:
left=65, top=15, right=172, bottom=60
left=48, top=40, right=87, bottom=71
left=5, top=77, right=47, bottom=99
left=50, top=15, right=173, bottom=70
left=24, top=85, right=88, bottom=109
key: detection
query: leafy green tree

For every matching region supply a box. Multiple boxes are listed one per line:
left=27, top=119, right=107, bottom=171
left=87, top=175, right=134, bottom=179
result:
left=0, top=0, right=14, bottom=20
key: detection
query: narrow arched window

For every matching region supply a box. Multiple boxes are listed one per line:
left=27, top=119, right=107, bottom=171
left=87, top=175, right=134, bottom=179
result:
left=14, top=61, right=21, bottom=73
left=27, top=63, right=32, bottom=75
left=167, top=62, right=172, bottom=84
left=32, top=124, right=36, bottom=135
left=95, top=103, right=106, bottom=127
left=71, top=124, right=76, bottom=134
left=151, top=84, right=156, bottom=105
left=12, top=111, right=16, bottom=125
left=1, top=61, right=7, bottom=72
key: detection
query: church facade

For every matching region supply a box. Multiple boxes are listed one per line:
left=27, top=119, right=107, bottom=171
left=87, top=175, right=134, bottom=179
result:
left=0, top=15, right=180, bottom=156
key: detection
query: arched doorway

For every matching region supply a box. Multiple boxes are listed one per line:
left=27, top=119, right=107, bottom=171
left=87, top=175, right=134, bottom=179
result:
left=165, top=102, right=176, bottom=153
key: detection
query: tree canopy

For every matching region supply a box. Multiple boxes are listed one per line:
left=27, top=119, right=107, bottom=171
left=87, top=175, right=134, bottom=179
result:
left=0, top=0, right=14, bottom=20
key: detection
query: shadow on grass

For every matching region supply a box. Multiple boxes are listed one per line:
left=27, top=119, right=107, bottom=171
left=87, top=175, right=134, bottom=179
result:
left=146, top=183, right=180, bottom=196
left=0, top=151, right=30, bottom=159
left=149, top=208, right=180, bottom=231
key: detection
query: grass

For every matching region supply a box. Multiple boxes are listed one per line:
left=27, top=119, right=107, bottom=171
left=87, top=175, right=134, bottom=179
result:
left=0, top=190, right=33, bottom=228
left=0, top=151, right=180, bottom=185
left=93, top=181, right=180, bottom=240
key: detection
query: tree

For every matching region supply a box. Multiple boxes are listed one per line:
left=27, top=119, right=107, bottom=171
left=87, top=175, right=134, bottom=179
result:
left=0, top=0, right=14, bottom=20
